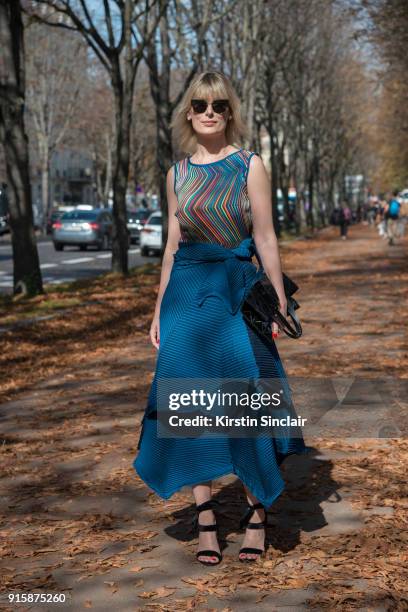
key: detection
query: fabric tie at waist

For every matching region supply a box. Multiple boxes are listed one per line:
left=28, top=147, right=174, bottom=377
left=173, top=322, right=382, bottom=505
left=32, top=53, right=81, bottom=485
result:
left=173, top=237, right=264, bottom=315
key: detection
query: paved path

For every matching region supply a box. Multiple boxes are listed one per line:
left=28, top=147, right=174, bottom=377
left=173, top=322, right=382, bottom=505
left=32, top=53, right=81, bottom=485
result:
left=0, top=224, right=406, bottom=611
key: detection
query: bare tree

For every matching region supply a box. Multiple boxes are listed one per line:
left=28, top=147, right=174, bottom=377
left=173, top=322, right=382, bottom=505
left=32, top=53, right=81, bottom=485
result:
left=78, top=60, right=115, bottom=205
left=25, top=22, right=87, bottom=227
left=142, top=0, right=238, bottom=247
left=30, top=0, right=168, bottom=274
left=357, top=0, right=408, bottom=187
left=0, top=0, right=43, bottom=296
left=130, top=72, right=158, bottom=199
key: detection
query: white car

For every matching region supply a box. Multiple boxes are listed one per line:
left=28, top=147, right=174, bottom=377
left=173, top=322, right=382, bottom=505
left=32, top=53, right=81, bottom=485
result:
left=140, top=211, right=162, bottom=256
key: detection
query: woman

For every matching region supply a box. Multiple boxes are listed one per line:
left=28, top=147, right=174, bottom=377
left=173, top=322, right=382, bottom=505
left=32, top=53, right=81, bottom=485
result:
left=133, top=71, right=308, bottom=565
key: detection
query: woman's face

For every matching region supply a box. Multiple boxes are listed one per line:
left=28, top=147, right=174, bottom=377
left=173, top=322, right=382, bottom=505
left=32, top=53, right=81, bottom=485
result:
left=187, top=96, right=231, bottom=137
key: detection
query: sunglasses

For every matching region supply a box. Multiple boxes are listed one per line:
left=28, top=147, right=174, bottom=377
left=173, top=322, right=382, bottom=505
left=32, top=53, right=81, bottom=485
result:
left=191, top=99, right=230, bottom=115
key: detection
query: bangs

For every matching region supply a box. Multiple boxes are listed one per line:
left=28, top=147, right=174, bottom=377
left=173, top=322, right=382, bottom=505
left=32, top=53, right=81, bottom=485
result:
left=191, top=76, right=229, bottom=101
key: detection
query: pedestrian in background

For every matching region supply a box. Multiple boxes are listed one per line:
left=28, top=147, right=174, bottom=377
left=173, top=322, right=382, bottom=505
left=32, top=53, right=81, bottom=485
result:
left=398, top=197, right=408, bottom=238
left=385, top=190, right=401, bottom=245
left=339, top=202, right=351, bottom=240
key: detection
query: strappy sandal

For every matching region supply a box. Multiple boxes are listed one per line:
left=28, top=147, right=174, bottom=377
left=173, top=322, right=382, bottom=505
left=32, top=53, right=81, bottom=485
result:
left=238, top=502, right=267, bottom=562
left=192, top=499, right=222, bottom=566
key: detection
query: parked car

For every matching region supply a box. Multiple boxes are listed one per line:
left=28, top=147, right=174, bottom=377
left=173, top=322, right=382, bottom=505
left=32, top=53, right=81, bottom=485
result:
left=0, top=213, right=9, bottom=236
left=127, top=208, right=151, bottom=244
left=140, top=211, right=162, bottom=256
left=47, top=209, right=65, bottom=235
left=52, top=208, right=113, bottom=251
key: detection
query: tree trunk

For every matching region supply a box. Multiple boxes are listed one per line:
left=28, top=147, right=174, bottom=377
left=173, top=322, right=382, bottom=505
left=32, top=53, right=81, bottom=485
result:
left=146, top=11, right=173, bottom=254
left=110, top=77, right=132, bottom=274
left=0, top=0, right=43, bottom=296
left=278, top=146, right=291, bottom=231
left=104, top=131, right=112, bottom=204
left=41, top=152, right=50, bottom=228
left=294, top=186, right=302, bottom=236
left=307, top=168, right=315, bottom=230
left=269, top=129, right=281, bottom=238
left=155, top=100, right=172, bottom=251
left=254, top=119, right=262, bottom=155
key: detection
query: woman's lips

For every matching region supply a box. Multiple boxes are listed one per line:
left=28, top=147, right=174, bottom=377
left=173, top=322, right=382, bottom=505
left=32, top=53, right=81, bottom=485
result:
left=202, top=122, right=217, bottom=125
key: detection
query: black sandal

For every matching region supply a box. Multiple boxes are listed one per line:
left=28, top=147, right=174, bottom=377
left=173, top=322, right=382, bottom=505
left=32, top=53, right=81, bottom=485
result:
left=238, top=502, right=267, bottom=562
left=193, top=499, right=222, bottom=566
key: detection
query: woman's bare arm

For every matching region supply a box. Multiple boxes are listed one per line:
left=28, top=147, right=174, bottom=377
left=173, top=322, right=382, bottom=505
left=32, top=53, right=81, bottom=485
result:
left=154, top=166, right=181, bottom=314
left=247, top=154, right=287, bottom=331
left=149, top=165, right=181, bottom=348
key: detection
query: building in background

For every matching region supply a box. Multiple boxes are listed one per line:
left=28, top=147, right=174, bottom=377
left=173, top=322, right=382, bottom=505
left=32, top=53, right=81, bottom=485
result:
left=31, top=148, right=97, bottom=221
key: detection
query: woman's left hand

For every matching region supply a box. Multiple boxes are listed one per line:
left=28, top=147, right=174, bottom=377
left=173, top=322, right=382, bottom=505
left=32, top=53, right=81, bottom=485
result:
left=272, top=297, right=287, bottom=339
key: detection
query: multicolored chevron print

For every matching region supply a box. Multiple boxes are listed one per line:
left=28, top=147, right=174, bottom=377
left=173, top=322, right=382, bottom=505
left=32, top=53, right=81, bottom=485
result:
left=173, top=148, right=257, bottom=247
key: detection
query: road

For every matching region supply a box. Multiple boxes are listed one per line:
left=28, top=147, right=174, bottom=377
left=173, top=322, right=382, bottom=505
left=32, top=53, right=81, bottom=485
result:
left=0, top=236, right=160, bottom=293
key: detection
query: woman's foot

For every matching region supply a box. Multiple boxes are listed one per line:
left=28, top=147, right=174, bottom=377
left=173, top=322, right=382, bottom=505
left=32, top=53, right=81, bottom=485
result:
left=238, top=505, right=266, bottom=561
left=195, top=506, right=221, bottom=565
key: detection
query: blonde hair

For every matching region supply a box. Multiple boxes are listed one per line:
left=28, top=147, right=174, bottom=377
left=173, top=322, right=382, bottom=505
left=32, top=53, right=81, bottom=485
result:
left=171, top=71, right=248, bottom=155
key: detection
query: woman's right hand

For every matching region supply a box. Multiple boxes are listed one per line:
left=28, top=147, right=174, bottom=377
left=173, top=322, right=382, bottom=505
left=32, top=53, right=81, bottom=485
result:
left=150, top=312, right=160, bottom=350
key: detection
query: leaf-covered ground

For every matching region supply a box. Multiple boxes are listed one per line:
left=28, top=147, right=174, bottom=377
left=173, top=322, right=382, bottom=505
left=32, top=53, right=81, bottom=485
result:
left=0, top=224, right=407, bottom=611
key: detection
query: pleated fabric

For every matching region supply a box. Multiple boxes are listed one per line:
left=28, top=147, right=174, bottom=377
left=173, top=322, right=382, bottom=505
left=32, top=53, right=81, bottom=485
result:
left=133, top=235, right=308, bottom=508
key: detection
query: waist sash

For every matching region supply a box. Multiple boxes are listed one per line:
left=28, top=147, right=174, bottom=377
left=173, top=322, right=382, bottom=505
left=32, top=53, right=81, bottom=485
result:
left=173, top=237, right=264, bottom=315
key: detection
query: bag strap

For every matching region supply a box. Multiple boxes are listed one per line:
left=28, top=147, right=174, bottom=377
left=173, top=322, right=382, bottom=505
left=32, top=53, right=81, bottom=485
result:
left=273, top=305, right=302, bottom=339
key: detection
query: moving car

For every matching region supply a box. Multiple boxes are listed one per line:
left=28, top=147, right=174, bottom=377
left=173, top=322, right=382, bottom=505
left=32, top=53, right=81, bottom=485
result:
left=140, top=211, right=162, bottom=256
left=127, top=208, right=151, bottom=244
left=52, top=208, right=113, bottom=251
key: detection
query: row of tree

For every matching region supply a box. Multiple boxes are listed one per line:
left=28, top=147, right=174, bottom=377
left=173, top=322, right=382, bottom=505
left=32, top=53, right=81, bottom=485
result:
left=357, top=0, right=408, bottom=189
left=0, top=0, right=397, bottom=296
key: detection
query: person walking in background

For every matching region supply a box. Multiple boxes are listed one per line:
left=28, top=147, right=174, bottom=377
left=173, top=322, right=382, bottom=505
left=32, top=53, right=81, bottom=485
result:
left=385, top=190, right=401, bottom=245
left=330, top=205, right=343, bottom=234
left=330, top=203, right=351, bottom=240
left=398, top=196, right=408, bottom=238
left=341, top=202, right=352, bottom=239
left=366, top=198, right=377, bottom=225
left=356, top=203, right=362, bottom=223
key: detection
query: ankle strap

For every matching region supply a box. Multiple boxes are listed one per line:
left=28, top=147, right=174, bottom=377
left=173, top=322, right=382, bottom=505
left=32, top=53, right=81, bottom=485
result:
left=248, top=502, right=264, bottom=510
left=239, top=502, right=265, bottom=529
left=196, top=499, right=220, bottom=513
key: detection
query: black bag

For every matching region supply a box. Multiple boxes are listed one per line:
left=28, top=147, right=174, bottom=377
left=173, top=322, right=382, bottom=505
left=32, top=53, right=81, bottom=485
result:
left=241, top=251, right=302, bottom=340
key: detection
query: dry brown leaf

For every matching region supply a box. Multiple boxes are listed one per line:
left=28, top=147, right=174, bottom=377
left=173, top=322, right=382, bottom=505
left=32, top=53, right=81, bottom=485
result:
left=138, top=591, right=157, bottom=599
left=151, top=587, right=177, bottom=599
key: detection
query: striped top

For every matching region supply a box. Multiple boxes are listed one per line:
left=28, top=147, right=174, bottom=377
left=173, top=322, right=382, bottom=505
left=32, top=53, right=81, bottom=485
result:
left=173, top=148, right=258, bottom=247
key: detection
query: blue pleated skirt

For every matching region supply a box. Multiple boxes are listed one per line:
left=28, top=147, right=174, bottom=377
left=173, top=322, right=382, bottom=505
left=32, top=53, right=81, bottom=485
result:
left=133, top=237, right=308, bottom=508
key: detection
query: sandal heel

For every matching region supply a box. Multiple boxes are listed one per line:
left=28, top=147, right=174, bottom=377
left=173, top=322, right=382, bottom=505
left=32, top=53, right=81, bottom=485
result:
left=194, top=500, right=222, bottom=566
left=238, top=502, right=267, bottom=562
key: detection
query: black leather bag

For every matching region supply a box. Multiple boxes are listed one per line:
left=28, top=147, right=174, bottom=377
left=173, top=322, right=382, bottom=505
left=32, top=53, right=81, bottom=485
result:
left=241, top=252, right=302, bottom=340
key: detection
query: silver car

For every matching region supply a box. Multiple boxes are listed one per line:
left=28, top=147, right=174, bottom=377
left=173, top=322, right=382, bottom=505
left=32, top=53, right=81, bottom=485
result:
left=52, top=208, right=113, bottom=251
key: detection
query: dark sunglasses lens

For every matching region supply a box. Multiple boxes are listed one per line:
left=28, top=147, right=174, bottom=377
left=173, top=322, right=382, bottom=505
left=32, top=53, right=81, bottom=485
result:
left=212, top=101, right=229, bottom=114
left=192, top=101, right=207, bottom=113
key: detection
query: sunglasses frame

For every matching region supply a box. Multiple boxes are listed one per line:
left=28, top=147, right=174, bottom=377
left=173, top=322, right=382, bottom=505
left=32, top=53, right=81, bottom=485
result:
left=190, top=98, right=230, bottom=115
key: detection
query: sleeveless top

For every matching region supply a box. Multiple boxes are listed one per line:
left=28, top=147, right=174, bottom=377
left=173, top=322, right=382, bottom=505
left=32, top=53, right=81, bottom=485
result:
left=172, top=148, right=258, bottom=248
